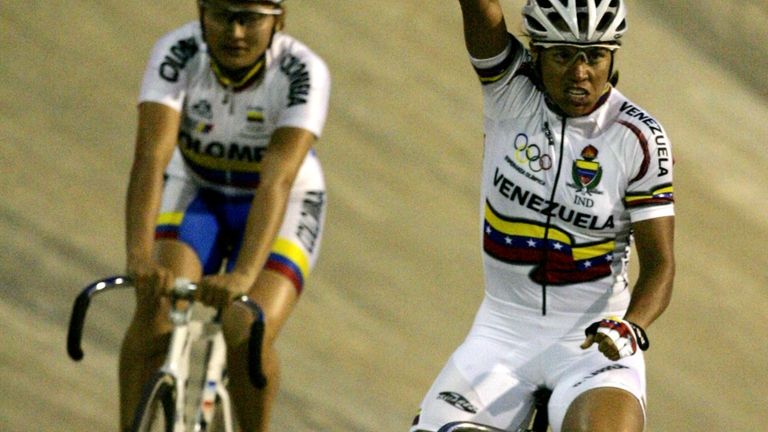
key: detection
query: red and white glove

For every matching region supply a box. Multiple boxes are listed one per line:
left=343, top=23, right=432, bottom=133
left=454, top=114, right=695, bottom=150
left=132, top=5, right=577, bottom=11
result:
left=581, top=316, right=649, bottom=361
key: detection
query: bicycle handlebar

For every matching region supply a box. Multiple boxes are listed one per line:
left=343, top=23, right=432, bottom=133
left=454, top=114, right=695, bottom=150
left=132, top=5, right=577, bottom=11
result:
left=66, top=275, right=132, bottom=360
left=66, top=275, right=268, bottom=388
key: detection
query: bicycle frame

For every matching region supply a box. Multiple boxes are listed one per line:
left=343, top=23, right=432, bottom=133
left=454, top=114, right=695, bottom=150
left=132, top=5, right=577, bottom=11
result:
left=164, top=290, right=235, bottom=432
left=67, top=275, right=266, bottom=432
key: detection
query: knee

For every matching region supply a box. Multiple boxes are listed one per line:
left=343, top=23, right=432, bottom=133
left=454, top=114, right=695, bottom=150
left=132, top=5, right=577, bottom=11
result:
left=560, top=388, right=643, bottom=432
left=221, top=302, right=268, bottom=349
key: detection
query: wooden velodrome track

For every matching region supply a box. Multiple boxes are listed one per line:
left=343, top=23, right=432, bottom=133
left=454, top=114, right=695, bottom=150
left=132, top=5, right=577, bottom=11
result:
left=1, top=1, right=765, bottom=430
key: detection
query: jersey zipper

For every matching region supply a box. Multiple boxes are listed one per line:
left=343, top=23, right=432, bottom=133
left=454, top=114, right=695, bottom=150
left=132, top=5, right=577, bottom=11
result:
left=222, top=84, right=234, bottom=184
left=222, top=84, right=235, bottom=115
left=539, top=118, right=567, bottom=315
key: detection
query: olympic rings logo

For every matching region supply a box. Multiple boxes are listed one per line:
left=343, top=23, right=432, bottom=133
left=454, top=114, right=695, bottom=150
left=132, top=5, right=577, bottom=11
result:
left=514, top=133, right=552, bottom=172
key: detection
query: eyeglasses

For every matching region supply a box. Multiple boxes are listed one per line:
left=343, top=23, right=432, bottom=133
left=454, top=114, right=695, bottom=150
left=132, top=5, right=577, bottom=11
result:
left=199, top=0, right=282, bottom=28
left=536, top=43, right=618, bottom=66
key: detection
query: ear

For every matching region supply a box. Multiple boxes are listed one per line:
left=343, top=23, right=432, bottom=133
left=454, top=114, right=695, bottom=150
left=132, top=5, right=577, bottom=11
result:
left=529, top=44, right=541, bottom=62
left=275, top=6, right=286, bottom=31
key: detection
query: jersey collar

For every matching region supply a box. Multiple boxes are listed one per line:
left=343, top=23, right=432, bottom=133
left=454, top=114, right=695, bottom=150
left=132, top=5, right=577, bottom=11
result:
left=210, top=55, right=266, bottom=91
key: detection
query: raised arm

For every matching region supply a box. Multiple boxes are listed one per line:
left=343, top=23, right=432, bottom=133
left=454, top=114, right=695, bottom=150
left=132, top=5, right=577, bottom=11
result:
left=458, top=0, right=511, bottom=59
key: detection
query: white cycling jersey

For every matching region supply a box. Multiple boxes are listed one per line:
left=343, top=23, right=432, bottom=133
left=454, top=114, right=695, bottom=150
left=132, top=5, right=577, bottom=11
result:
left=474, top=40, right=674, bottom=315
left=139, top=21, right=330, bottom=195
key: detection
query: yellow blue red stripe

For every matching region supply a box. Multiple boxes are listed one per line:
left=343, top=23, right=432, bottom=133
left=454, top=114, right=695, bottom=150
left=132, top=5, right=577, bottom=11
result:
left=265, top=237, right=310, bottom=293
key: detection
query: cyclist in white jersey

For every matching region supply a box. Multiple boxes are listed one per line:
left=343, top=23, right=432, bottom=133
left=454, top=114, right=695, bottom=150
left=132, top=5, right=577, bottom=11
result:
left=411, top=1, right=674, bottom=431
left=119, top=1, right=330, bottom=431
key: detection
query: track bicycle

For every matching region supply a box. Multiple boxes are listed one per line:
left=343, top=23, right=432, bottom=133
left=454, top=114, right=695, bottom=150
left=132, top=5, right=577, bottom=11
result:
left=437, top=388, right=551, bottom=432
left=67, top=275, right=267, bottom=432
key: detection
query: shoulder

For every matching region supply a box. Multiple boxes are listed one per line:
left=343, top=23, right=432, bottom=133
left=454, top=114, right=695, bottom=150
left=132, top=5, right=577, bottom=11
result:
left=145, top=22, right=206, bottom=84
left=470, top=34, right=530, bottom=86
left=604, top=90, right=674, bottom=183
left=153, top=21, right=203, bottom=49
left=269, top=33, right=329, bottom=79
left=150, top=21, right=205, bottom=62
left=608, top=89, right=668, bottom=142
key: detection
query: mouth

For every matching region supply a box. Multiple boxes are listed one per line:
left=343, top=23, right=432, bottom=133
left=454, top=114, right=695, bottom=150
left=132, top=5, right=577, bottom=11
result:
left=564, top=87, right=590, bottom=105
left=220, top=44, right=250, bottom=56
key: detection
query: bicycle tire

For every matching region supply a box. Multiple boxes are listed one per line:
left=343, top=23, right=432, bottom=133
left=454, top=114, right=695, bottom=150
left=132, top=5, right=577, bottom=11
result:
left=131, top=372, right=177, bottom=432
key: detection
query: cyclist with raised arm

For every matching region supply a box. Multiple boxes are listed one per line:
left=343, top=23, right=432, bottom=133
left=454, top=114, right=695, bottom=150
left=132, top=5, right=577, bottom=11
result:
left=411, top=1, right=674, bottom=431
left=119, top=1, right=330, bottom=431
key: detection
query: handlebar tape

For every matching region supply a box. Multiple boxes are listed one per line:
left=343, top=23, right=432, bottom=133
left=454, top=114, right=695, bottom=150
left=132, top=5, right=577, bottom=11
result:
left=248, top=317, right=268, bottom=389
left=66, top=290, right=92, bottom=361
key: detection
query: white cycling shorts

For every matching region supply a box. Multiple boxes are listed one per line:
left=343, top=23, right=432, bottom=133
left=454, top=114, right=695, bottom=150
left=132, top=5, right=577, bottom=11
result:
left=411, top=294, right=647, bottom=432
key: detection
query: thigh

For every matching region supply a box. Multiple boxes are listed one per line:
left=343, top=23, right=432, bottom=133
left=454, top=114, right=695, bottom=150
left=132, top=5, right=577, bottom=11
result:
left=411, top=299, right=543, bottom=432
left=228, top=187, right=327, bottom=295
left=222, top=269, right=298, bottom=349
left=547, top=352, right=646, bottom=432
left=411, top=339, right=538, bottom=432
left=156, top=176, right=225, bottom=274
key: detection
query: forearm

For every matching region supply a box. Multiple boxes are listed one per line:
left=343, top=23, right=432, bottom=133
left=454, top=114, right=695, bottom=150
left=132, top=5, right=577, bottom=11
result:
left=623, top=217, right=676, bottom=329
left=126, top=102, right=181, bottom=267
left=231, top=179, right=292, bottom=282
left=624, top=265, right=674, bottom=329
left=125, top=158, right=165, bottom=266
left=458, top=0, right=511, bottom=59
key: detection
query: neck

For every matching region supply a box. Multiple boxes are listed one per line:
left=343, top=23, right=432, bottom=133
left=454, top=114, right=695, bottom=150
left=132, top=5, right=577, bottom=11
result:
left=210, top=55, right=266, bottom=90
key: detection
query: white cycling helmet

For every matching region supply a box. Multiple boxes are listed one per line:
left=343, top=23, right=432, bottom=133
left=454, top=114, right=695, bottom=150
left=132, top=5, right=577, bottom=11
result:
left=523, top=0, right=627, bottom=46
left=198, top=0, right=284, bottom=10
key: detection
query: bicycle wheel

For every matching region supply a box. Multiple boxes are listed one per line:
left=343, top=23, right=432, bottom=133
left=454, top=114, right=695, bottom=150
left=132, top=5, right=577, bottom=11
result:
left=131, top=372, right=177, bottom=432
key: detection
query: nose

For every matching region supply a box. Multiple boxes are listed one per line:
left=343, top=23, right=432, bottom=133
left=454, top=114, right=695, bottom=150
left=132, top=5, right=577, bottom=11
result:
left=568, top=54, right=590, bottom=81
left=226, top=19, right=247, bottom=38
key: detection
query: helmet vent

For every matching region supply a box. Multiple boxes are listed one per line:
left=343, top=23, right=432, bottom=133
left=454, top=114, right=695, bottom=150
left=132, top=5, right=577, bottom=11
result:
left=547, top=12, right=570, bottom=33
left=525, top=17, right=547, bottom=33
left=597, top=13, right=615, bottom=32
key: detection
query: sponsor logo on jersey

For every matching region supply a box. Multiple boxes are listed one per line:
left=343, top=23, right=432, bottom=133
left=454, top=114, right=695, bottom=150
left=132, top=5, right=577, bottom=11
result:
left=191, top=100, right=213, bottom=119
left=178, top=130, right=267, bottom=169
left=183, top=107, right=214, bottom=134
left=437, top=392, right=478, bottom=414
left=280, top=54, right=310, bottom=107
left=296, top=191, right=324, bottom=253
left=572, top=364, right=629, bottom=387
left=619, top=101, right=671, bottom=177
left=194, top=122, right=214, bottom=134
left=159, top=36, right=198, bottom=83
left=492, top=167, right=615, bottom=231
left=246, top=106, right=265, bottom=123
